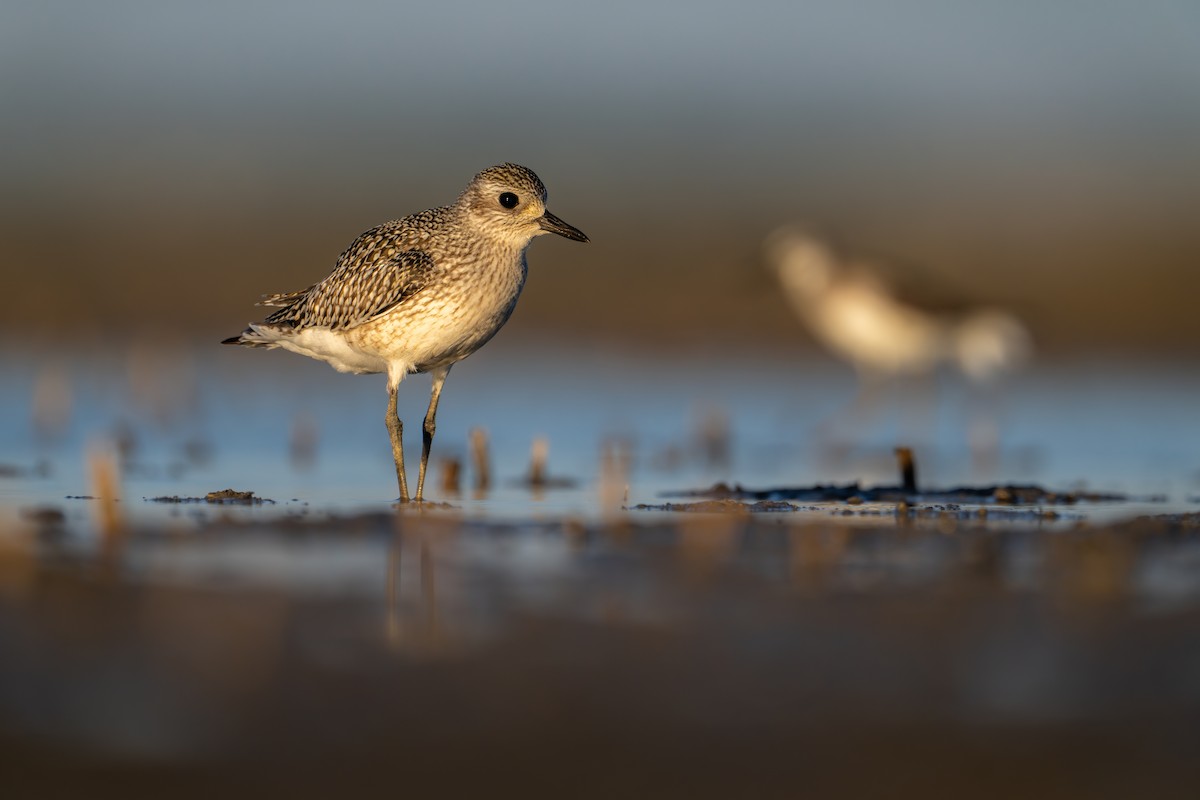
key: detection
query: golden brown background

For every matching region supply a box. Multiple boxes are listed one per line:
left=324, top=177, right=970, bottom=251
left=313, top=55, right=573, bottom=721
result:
left=4, top=1, right=1198, bottom=355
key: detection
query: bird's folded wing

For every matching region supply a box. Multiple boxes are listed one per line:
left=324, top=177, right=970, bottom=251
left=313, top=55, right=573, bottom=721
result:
left=257, top=288, right=313, bottom=307
left=265, top=250, right=435, bottom=331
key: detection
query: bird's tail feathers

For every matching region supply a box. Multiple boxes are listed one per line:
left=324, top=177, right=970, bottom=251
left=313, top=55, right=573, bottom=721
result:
left=220, top=322, right=294, bottom=348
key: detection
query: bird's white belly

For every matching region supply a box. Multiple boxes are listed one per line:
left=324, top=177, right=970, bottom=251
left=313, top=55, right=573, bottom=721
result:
left=814, top=288, right=948, bottom=374
left=273, top=328, right=391, bottom=374
left=346, top=272, right=525, bottom=374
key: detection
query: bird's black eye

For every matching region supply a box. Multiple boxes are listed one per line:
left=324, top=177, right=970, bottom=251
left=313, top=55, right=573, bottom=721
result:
left=498, top=192, right=519, bottom=209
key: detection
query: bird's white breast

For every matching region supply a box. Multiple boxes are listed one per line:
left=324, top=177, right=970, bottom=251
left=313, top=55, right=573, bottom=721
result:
left=346, top=253, right=528, bottom=374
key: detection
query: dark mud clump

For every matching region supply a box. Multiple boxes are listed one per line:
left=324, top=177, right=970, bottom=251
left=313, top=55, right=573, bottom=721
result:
left=147, top=489, right=275, bottom=505
left=674, top=481, right=1138, bottom=506
left=632, top=499, right=800, bottom=513
left=634, top=498, right=1076, bottom=521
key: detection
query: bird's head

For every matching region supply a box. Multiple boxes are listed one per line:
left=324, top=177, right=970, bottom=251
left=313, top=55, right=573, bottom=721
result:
left=458, top=163, right=588, bottom=248
left=763, top=226, right=837, bottom=299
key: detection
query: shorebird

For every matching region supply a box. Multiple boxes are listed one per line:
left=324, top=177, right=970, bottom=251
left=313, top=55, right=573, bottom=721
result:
left=764, top=227, right=1030, bottom=458
left=223, top=163, right=588, bottom=502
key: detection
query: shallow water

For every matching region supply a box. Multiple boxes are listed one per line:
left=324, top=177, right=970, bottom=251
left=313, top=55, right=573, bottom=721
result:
left=3, top=340, right=1197, bottom=524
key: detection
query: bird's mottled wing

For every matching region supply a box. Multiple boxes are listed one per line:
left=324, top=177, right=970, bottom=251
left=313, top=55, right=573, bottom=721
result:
left=257, top=287, right=313, bottom=308
left=265, top=248, right=435, bottom=331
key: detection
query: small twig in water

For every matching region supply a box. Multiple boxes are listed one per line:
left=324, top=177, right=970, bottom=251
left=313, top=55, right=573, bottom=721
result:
left=895, top=447, right=918, bottom=494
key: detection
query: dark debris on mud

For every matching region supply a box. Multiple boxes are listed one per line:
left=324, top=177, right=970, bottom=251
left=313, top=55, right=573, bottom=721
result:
left=630, top=479, right=1147, bottom=518
left=147, top=488, right=275, bottom=505
left=632, top=499, right=800, bottom=514
left=673, top=481, right=1141, bottom=506
left=632, top=497, right=1076, bottom=521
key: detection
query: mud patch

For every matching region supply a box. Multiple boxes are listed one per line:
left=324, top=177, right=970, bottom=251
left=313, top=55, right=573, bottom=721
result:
left=673, top=481, right=1145, bottom=506
left=147, top=489, right=275, bottom=505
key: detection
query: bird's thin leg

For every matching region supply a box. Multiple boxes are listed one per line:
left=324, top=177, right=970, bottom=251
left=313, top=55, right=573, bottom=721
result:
left=386, top=380, right=410, bottom=503
left=415, top=366, right=450, bottom=503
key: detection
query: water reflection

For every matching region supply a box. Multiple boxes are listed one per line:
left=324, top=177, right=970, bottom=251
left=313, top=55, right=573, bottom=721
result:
left=386, top=520, right=453, bottom=654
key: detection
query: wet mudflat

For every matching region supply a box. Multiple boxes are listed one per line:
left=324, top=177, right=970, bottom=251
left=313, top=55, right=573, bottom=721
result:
left=4, top=506, right=1200, bottom=798
left=3, top=344, right=1200, bottom=797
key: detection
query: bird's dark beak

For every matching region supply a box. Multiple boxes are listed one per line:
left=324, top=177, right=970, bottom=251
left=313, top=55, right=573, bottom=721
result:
left=539, top=210, right=589, bottom=242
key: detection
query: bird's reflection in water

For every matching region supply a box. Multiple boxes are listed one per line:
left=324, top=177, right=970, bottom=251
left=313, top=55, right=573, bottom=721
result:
left=385, top=520, right=449, bottom=654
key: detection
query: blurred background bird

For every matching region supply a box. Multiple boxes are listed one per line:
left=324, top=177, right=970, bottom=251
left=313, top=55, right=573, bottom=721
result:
left=764, top=227, right=1032, bottom=469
